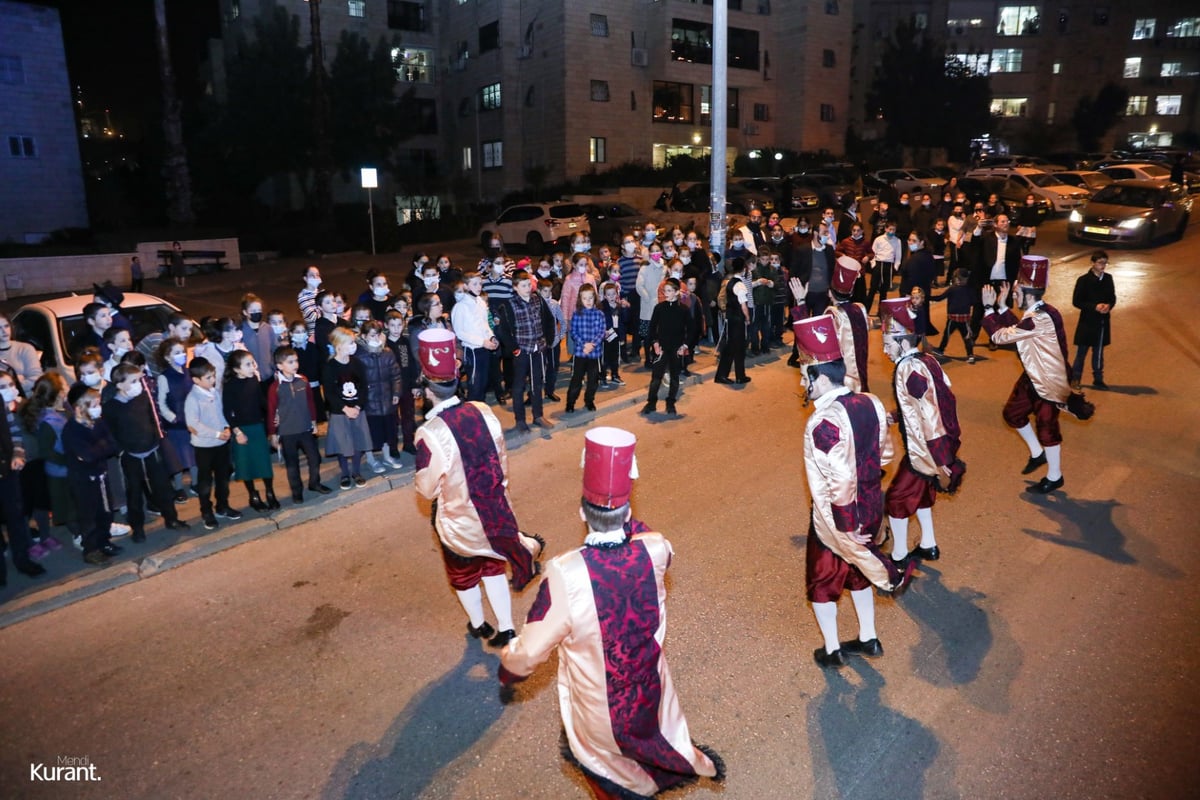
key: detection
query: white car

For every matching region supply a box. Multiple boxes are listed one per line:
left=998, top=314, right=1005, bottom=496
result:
left=1099, top=162, right=1200, bottom=192
left=477, top=202, right=589, bottom=254
left=869, top=168, right=944, bottom=198
left=965, top=167, right=1089, bottom=212
left=10, top=292, right=184, bottom=377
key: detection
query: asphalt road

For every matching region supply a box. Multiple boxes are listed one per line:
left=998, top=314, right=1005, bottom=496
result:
left=1, top=218, right=1199, bottom=799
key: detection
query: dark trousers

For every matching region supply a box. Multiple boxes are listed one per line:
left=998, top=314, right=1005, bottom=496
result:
left=511, top=349, right=545, bottom=424
left=69, top=470, right=112, bottom=555
left=1072, top=328, right=1108, bottom=382
left=131, top=277, right=144, bottom=293
left=194, top=443, right=232, bottom=515
left=542, top=342, right=561, bottom=395
left=120, top=448, right=179, bottom=535
left=0, top=473, right=37, bottom=569
left=938, top=320, right=975, bottom=358
left=772, top=302, right=788, bottom=342
left=716, top=319, right=748, bottom=381
left=622, top=292, right=641, bottom=357
left=865, top=261, right=894, bottom=313
left=280, top=431, right=322, bottom=493
left=601, top=338, right=622, bottom=380
left=647, top=351, right=683, bottom=404
left=367, top=412, right=399, bottom=452
left=398, top=392, right=416, bottom=449
left=566, top=357, right=600, bottom=408
left=750, top=304, right=772, bottom=352
left=463, top=347, right=491, bottom=402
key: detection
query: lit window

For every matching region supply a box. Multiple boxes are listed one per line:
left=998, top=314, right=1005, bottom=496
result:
left=990, top=97, right=1028, bottom=117
left=589, top=137, right=606, bottom=164
left=1156, top=94, right=1182, bottom=115
left=7, top=135, right=36, bottom=158
left=1047, top=101, right=1056, bottom=123
left=1162, top=62, right=1182, bottom=77
left=997, top=6, right=1040, bottom=36
left=699, top=85, right=739, bottom=127
left=1124, top=57, right=1141, bottom=78
left=652, top=81, right=694, bottom=123
left=1052, top=62, right=1061, bottom=74
left=480, top=82, right=501, bottom=110
left=991, top=49, right=1023, bottom=72
left=482, top=140, right=503, bottom=168
left=0, top=55, right=22, bottom=85
left=1132, top=18, right=1156, bottom=39
left=950, top=52, right=989, bottom=76
left=392, top=47, right=434, bottom=83
left=348, top=0, right=365, bottom=18
left=462, top=146, right=472, bottom=170
left=820, top=103, right=835, bottom=122
left=1125, top=95, right=1148, bottom=116
left=946, top=18, right=985, bottom=35
left=1166, top=18, right=1200, bottom=38
left=590, top=14, right=609, bottom=37
left=590, top=80, right=610, bottom=102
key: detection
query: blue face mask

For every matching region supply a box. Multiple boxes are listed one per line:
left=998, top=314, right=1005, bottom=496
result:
left=886, top=232, right=896, bottom=238
left=908, top=243, right=920, bottom=252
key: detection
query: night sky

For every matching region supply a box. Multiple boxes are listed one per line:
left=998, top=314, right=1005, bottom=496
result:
left=56, top=0, right=220, bottom=139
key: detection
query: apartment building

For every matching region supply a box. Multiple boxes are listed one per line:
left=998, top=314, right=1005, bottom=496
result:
left=851, top=1, right=1200, bottom=152
left=0, top=0, right=89, bottom=243
left=216, top=0, right=852, bottom=208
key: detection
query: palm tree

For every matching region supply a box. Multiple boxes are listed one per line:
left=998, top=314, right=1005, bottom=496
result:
left=153, top=0, right=195, bottom=226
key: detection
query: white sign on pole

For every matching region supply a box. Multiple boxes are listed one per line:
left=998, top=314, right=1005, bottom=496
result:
left=360, top=168, right=378, bottom=189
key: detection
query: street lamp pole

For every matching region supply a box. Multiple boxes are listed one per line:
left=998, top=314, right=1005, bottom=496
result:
left=361, top=167, right=378, bottom=256
left=709, top=0, right=728, bottom=256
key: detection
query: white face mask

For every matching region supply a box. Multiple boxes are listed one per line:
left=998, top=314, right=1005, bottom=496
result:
left=680, top=254, right=691, bottom=265
left=366, top=340, right=383, bottom=351
left=172, top=352, right=188, bottom=366
left=0, top=387, right=17, bottom=404
left=291, top=334, right=307, bottom=346
left=732, top=241, right=745, bottom=249
left=771, top=235, right=784, bottom=243
left=493, top=262, right=505, bottom=273
left=423, top=276, right=438, bottom=288
left=271, top=324, right=287, bottom=336
left=124, top=381, right=144, bottom=398
left=454, top=291, right=467, bottom=303
left=87, top=405, right=102, bottom=419
left=538, top=267, right=551, bottom=277
left=798, top=227, right=810, bottom=234
left=306, top=277, right=321, bottom=289
left=112, top=344, right=129, bottom=358
left=670, top=270, right=682, bottom=279
left=231, top=330, right=244, bottom=344
left=908, top=242, right=920, bottom=252
left=573, top=242, right=589, bottom=253
left=82, top=372, right=102, bottom=388
left=372, top=285, right=389, bottom=298
left=622, top=242, right=636, bottom=255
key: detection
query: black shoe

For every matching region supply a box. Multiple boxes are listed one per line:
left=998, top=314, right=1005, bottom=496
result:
left=203, top=514, right=219, bottom=531
left=714, top=377, right=733, bottom=384
left=1021, top=452, right=1047, bottom=475
left=467, top=620, right=496, bottom=640
left=353, top=474, right=367, bottom=487
left=309, top=483, right=333, bottom=495
left=489, top=628, right=517, bottom=648
left=1030, top=476, right=1064, bottom=494
left=248, top=493, right=268, bottom=512
left=666, top=402, right=677, bottom=415
left=544, top=392, right=561, bottom=402
left=680, top=368, right=692, bottom=377
left=132, top=531, right=147, bottom=543
left=173, top=491, right=188, bottom=504
left=83, top=550, right=111, bottom=566
left=165, top=519, right=191, bottom=531
left=101, top=543, right=123, bottom=556
left=734, top=376, right=752, bottom=384
left=1092, top=379, right=1109, bottom=390
left=889, top=557, right=916, bottom=596
left=564, top=404, right=575, bottom=413
left=787, top=358, right=801, bottom=368
left=641, top=403, right=656, bottom=415
left=216, top=507, right=243, bottom=520
left=813, top=647, right=848, bottom=669
left=340, top=476, right=354, bottom=490
left=15, top=562, right=46, bottom=577
left=514, top=422, right=531, bottom=434
left=265, top=491, right=281, bottom=510
left=291, top=492, right=304, bottom=504
left=145, top=503, right=163, bottom=517
left=402, top=444, right=418, bottom=456
left=839, top=638, right=884, bottom=658
left=585, top=403, right=596, bottom=412
left=913, top=545, right=940, bottom=561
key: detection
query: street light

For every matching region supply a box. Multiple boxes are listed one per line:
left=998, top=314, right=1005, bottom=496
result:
left=361, top=167, right=378, bottom=256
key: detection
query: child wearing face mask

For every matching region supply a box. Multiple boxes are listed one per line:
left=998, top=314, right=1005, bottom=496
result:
left=76, top=348, right=131, bottom=531
left=564, top=285, right=605, bottom=413
left=598, top=282, right=628, bottom=387
left=62, top=383, right=119, bottom=565
left=101, top=327, right=133, bottom=381
left=360, top=269, right=394, bottom=320
left=384, top=312, right=418, bottom=455
left=155, top=337, right=199, bottom=502
left=635, top=250, right=666, bottom=369
left=538, top=280, right=565, bottom=403
left=185, top=359, right=242, bottom=531
left=1, top=371, right=47, bottom=579
left=193, top=317, right=246, bottom=388
left=355, top=321, right=404, bottom=472
left=21, top=373, right=72, bottom=559
left=322, top=328, right=373, bottom=490
left=103, top=362, right=192, bottom=540
left=224, top=351, right=278, bottom=512
left=560, top=254, right=599, bottom=342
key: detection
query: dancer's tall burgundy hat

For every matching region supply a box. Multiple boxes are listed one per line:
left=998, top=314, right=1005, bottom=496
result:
left=582, top=427, right=638, bottom=508
left=417, top=328, right=457, bottom=382
left=792, top=315, right=843, bottom=365
left=1017, top=255, right=1050, bottom=289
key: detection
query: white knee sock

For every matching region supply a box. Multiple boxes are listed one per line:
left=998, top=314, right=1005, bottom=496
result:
left=812, top=601, right=840, bottom=653
left=455, top=585, right=485, bottom=628
left=1015, top=424, right=1043, bottom=458
left=850, top=588, right=877, bottom=642
left=915, top=507, right=936, bottom=548
left=481, top=574, right=515, bottom=631
left=1045, top=444, right=1062, bottom=481
left=889, top=516, right=909, bottom=560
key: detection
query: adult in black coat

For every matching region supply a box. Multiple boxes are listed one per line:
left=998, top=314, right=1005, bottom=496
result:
left=1070, top=250, right=1117, bottom=388
left=968, top=215, right=1022, bottom=339
left=899, top=234, right=939, bottom=335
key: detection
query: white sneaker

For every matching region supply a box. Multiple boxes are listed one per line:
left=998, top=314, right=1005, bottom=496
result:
left=368, top=456, right=386, bottom=474
left=382, top=454, right=404, bottom=469
left=73, top=534, right=83, bottom=550
left=110, top=522, right=133, bottom=538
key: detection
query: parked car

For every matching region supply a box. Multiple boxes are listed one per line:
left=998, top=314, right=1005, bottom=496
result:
left=581, top=202, right=648, bottom=246
left=1054, top=170, right=1114, bottom=195
left=11, top=292, right=185, bottom=376
left=786, top=172, right=857, bottom=209
left=955, top=176, right=1053, bottom=220
left=1099, top=162, right=1200, bottom=192
left=1067, top=180, right=1192, bottom=247
left=478, top=202, right=589, bottom=254
left=869, top=167, right=944, bottom=198
left=965, top=167, right=1089, bottom=212
left=675, top=182, right=776, bottom=214
left=731, top=177, right=820, bottom=213
left=974, top=154, right=1065, bottom=172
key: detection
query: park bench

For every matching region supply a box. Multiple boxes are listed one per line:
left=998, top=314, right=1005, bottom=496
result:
left=156, top=248, right=228, bottom=276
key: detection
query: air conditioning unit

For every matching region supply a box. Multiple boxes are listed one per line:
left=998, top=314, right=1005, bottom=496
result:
left=631, top=48, right=649, bottom=67
left=517, top=45, right=532, bottom=59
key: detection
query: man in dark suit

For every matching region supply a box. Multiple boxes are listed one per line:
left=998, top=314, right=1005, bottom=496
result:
left=969, top=213, right=1021, bottom=340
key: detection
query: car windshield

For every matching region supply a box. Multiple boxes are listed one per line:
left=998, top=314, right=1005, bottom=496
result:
left=1091, top=186, right=1162, bottom=208
left=1027, top=174, right=1068, bottom=188
left=909, top=168, right=939, bottom=178
left=1139, top=165, right=1170, bottom=178
left=56, top=303, right=179, bottom=366
left=550, top=204, right=585, bottom=218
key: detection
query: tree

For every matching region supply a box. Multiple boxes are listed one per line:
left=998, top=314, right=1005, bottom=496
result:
left=153, top=0, right=195, bottom=227
left=328, top=32, right=406, bottom=177
left=866, top=20, right=992, bottom=161
left=307, top=0, right=335, bottom=235
left=1072, top=83, right=1129, bottom=152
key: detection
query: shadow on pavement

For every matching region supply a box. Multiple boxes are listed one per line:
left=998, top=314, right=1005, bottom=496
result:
left=321, top=636, right=506, bottom=800
left=808, top=659, right=951, bottom=800
left=1088, top=385, right=1157, bottom=396
left=899, top=564, right=1022, bottom=714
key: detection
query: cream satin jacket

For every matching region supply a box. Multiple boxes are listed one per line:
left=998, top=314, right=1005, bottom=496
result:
left=985, top=305, right=1072, bottom=404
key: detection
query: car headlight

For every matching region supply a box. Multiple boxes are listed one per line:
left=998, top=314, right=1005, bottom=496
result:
left=1068, top=210, right=1082, bottom=223
left=1117, top=218, right=1145, bottom=229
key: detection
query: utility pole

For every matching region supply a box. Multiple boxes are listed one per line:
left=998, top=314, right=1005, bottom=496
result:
left=708, top=0, right=728, bottom=256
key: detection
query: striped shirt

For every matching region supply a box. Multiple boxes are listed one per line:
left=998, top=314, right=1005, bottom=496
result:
left=482, top=275, right=514, bottom=308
